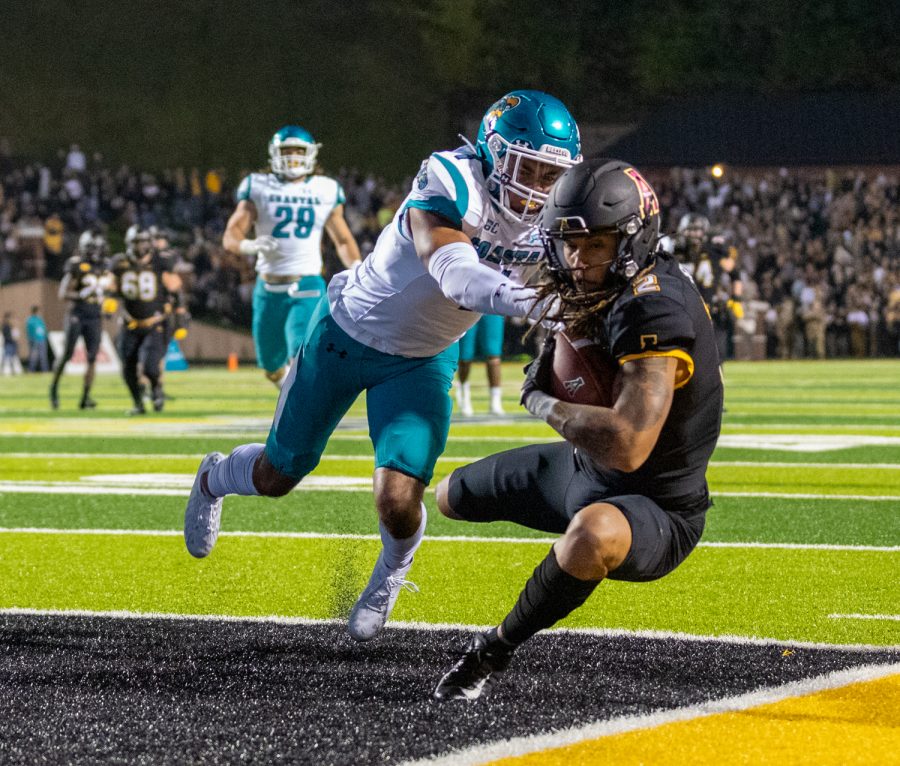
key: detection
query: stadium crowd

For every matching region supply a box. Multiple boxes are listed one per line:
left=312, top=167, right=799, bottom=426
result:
left=1, top=138, right=898, bottom=359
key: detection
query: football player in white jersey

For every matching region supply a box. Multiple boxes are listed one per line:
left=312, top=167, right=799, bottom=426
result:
left=224, top=125, right=361, bottom=387
left=186, top=91, right=581, bottom=641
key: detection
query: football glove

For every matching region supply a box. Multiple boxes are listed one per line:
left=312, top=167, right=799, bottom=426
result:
left=101, top=297, right=119, bottom=314
left=239, top=235, right=279, bottom=258
left=173, top=310, right=191, bottom=340
left=727, top=298, right=745, bottom=319
left=520, top=333, right=556, bottom=407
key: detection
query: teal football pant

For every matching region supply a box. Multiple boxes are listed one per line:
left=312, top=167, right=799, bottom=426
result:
left=458, top=313, right=505, bottom=361
left=252, top=275, right=325, bottom=373
left=266, top=298, right=458, bottom=485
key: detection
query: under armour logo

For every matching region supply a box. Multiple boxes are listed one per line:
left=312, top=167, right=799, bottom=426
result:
left=326, top=342, right=348, bottom=359
left=563, top=377, right=585, bottom=397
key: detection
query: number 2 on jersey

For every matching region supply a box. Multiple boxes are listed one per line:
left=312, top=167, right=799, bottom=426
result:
left=272, top=205, right=315, bottom=239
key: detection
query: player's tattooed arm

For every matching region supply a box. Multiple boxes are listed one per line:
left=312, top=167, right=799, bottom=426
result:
left=534, top=356, right=677, bottom=472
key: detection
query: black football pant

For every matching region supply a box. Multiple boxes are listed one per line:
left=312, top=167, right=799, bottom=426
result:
left=119, top=325, right=166, bottom=407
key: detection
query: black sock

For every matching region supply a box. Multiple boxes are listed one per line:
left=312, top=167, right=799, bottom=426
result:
left=500, top=547, right=601, bottom=646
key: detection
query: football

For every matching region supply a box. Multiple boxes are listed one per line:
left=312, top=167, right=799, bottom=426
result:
left=550, top=332, right=619, bottom=407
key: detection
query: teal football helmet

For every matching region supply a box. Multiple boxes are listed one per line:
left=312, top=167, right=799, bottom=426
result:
left=475, top=90, right=581, bottom=222
left=269, top=125, right=320, bottom=179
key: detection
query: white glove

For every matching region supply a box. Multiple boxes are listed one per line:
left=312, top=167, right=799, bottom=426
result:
left=239, top=235, right=279, bottom=258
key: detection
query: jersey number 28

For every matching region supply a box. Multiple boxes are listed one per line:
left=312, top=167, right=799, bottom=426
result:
left=272, top=205, right=315, bottom=239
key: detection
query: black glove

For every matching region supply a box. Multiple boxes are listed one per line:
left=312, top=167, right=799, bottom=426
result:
left=520, top=333, right=556, bottom=407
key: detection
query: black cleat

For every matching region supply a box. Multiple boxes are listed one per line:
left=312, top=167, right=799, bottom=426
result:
left=152, top=386, right=165, bottom=412
left=434, top=632, right=514, bottom=701
left=49, top=386, right=59, bottom=410
left=127, top=405, right=147, bottom=416
left=79, top=396, right=97, bottom=410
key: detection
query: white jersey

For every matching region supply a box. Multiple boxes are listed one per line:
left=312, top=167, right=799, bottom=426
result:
left=236, top=172, right=345, bottom=277
left=329, top=147, right=543, bottom=357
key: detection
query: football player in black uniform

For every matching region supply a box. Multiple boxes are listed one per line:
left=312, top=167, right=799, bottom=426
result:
left=673, top=213, right=744, bottom=360
left=49, top=230, right=111, bottom=410
left=108, top=227, right=183, bottom=415
left=433, top=159, right=724, bottom=700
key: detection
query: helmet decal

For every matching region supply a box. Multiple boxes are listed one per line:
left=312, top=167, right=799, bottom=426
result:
left=487, top=95, right=521, bottom=128
left=623, top=168, right=660, bottom=220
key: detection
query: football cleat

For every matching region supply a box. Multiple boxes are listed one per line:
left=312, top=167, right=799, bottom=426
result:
left=127, top=405, right=146, bottom=416
left=79, top=396, right=97, bottom=410
left=346, top=553, right=418, bottom=642
left=152, top=386, right=165, bottom=412
left=433, top=632, right=514, bottom=701
left=184, top=452, right=225, bottom=558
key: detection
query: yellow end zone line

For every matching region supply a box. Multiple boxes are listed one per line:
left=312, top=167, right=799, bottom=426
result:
left=400, top=663, right=900, bottom=766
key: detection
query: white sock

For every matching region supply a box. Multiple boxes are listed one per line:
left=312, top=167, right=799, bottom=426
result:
left=490, top=386, right=503, bottom=408
left=380, top=503, right=427, bottom=570
left=457, top=381, right=471, bottom=407
left=206, top=443, right=264, bottom=498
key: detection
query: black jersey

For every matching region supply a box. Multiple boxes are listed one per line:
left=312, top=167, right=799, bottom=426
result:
left=590, top=253, right=724, bottom=512
left=62, top=256, right=107, bottom=319
left=110, top=252, right=173, bottom=321
left=674, top=237, right=740, bottom=314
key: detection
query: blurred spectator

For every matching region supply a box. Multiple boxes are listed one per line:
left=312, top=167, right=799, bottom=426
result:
left=0, top=148, right=897, bottom=358
left=65, top=144, right=86, bottom=174
left=1, top=311, right=22, bottom=374
left=25, top=305, right=49, bottom=372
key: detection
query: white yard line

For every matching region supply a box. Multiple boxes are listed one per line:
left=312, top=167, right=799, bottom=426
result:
left=828, top=613, right=900, bottom=622
left=4, top=453, right=900, bottom=470
left=396, top=662, right=900, bottom=766
left=1, top=480, right=898, bottom=501
left=0, top=527, right=896, bottom=552
left=0, top=607, right=893, bottom=654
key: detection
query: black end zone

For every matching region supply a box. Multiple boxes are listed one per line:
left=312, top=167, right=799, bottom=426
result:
left=0, top=615, right=895, bottom=764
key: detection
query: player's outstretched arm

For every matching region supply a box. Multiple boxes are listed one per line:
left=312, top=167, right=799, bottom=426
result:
left=525, top=355, right=677, bottom=472
left=410, top=208, right=544, bottom=320
left=324, top=204, right=362, bottom=267
left=223, top=200, right=258, bottom=255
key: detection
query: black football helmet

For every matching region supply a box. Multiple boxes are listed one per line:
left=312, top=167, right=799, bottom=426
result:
left=677, top=212, right=710, bottom=247
left=77, top=229, right=108, bottom=263
left=540, top=158, right=662, bottom=285
left=125, top=225, right=153, bottom=261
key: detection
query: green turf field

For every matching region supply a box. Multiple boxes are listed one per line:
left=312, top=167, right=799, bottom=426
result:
left=0, top=360, right=897, bottom=647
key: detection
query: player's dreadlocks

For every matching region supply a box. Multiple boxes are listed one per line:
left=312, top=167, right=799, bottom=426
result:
left=527, top=255, right=658, bottom=341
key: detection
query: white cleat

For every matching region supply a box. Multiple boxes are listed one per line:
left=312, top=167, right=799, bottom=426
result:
left=347, top=553, right=418, bottom=642
left=184, top=451, right=225, bottom=558
left=460, top=401, right=475, bottom=417
left=489, top=403, right=505, bottom=416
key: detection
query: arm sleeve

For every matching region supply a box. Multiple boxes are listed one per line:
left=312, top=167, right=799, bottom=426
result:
left=427, top=242, right=541, bottom=319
